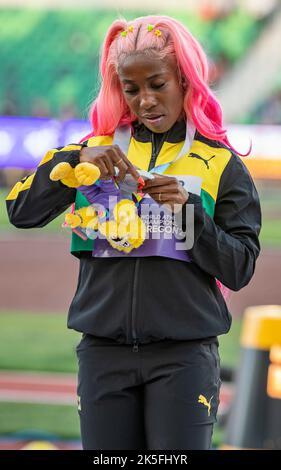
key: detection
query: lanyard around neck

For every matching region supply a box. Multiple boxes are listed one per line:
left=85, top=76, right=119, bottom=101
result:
left=113, top=120, right=195, bottom=174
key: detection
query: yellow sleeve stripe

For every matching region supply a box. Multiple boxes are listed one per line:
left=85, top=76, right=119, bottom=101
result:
left=87, top=136, right=113, bottom=147
left=38, top=149, right=57, bottom=166
left=6, top=144, right=82, bottom=201
left=6, top=174, right=35, bottom=201
left=38, top=145, right=81, bottom=167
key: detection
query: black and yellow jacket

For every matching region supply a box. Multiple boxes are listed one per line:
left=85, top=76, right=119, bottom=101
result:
left=6, top=120, right=262, bottom=346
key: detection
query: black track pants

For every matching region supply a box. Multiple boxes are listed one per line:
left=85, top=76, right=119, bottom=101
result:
left=76, top=335, right=221, bottom=450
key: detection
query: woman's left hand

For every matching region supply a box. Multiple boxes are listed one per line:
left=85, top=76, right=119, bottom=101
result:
left=141, top=174, right=189, bottom=211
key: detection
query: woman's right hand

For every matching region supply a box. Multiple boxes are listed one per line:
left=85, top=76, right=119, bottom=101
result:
left=80, top=145, right=140, bottom=182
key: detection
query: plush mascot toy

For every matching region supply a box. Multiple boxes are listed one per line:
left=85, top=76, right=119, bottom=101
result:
left=50, top=160, right=146, bottom=253
left=98, top=199, right=146, bottom=253
left=50, top=161, right=101, bottom=188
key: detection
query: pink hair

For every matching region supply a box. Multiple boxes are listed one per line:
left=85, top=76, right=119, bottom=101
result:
left=81, top=15, right=235, bottom=301
left=81, top=14, right=248, bottom=157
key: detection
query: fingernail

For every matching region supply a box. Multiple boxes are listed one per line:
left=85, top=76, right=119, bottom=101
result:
left=137, top=176, right=145, bottom=190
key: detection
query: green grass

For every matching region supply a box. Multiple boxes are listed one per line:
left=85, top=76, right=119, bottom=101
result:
left=0, top=312, right=80, bottom=440
left=0, top=312, right=80, bottom=373
left=0, top=402, right=80, bottom=440
left=259, top=219, right=281, bottom=247
left=218, top=318, right=242, bottom=368
left=0, top=311, right=241, bottom=372
left=257, top=183, right=281, bottom=246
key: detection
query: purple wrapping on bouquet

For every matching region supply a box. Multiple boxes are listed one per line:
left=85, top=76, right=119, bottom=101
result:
left=78, top=179, right=191, bottom=262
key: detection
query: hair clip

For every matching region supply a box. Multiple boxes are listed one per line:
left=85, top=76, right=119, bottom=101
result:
left=120, top=30, right=128, bottom=37
left=128, top=25, right=134, bottom=33
left=147, top=24, right=162, bottom=37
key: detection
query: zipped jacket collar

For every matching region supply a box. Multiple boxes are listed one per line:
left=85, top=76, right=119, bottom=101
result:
left=132, top=118, right=190, bottom=171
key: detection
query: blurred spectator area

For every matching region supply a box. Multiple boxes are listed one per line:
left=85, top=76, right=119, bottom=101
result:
left=0, top=6, right=269, bottom=120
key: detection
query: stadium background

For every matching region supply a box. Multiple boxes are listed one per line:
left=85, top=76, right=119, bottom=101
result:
left=0, top=0, right=281, bottom=450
